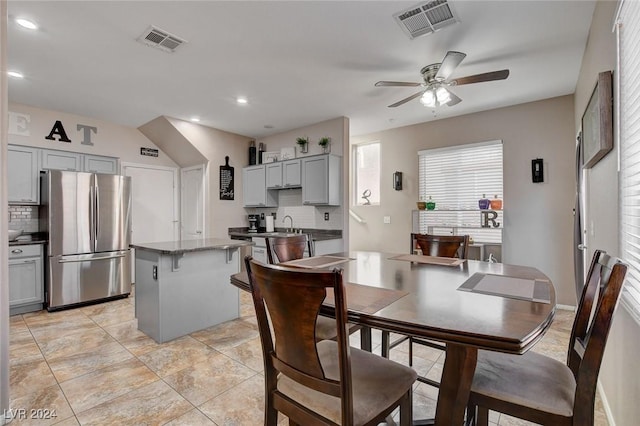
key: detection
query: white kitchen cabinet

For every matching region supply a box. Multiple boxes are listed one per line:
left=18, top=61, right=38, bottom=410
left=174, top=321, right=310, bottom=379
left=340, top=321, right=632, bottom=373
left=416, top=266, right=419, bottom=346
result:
left=243, top=165, right=277, bottom=207
left=41, top=149, right=82, bottom=171
left=84, top=154, right=119, bottom=174
left=266, top=159, right=301, bottom=189
left=302, top=154, right=341, bottom=206
left=8, top=145, right=40, bottom=204
left=9, top=244, right=44, bottom=315
left=251, top=237, right=269, bottom=263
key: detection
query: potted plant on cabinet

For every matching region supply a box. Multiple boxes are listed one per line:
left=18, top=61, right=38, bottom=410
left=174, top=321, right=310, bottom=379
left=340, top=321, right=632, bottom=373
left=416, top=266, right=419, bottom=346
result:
left=318, top=136, right=331, bottom=153
left=296, top=136, right=309, bottom=153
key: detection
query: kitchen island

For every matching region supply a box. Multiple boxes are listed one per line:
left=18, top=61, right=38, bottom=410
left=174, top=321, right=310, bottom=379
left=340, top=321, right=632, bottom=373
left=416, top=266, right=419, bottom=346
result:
left=131, top=238, right=253, bottom=343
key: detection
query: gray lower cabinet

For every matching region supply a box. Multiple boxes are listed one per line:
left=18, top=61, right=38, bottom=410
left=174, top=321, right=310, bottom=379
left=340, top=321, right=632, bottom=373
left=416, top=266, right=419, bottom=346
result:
left=8, top=145, right=40, bottom=204
left=9, top=244, right=44, bottom=315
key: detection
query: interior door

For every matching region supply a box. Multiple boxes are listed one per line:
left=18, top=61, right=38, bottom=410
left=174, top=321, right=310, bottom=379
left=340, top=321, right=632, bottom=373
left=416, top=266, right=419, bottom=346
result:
left=122, top=164, right=179, bottom=244
left=181, top=164, right=206, bottom=240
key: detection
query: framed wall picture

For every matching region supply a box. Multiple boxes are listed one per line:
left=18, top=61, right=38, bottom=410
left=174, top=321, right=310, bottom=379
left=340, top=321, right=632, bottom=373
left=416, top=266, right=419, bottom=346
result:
left=581, top=70, right=613, bottom=169
left=262, top=151, right=279, bottom=163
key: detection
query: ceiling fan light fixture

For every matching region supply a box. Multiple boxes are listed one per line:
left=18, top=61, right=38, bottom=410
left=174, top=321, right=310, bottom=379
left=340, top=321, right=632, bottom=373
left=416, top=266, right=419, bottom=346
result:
left=420, top=89, right=436, bottom=108
left=435, top=86, right=451, bottom=104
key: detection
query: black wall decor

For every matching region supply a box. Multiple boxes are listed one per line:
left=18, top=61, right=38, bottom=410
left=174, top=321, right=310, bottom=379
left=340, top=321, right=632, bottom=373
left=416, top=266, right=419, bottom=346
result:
left=45, top=120, right=71, bottom=142
left=220, top=156, right=234, bottom=200
left=532, top=158, right=544, bottom=183
left=393, top=171, right=403, bottom=190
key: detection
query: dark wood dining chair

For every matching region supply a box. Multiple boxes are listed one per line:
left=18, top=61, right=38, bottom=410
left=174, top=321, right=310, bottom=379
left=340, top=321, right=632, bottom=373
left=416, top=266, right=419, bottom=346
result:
left=245, top=257, right=417, bottom=426
left=466, top=250, right=628, bottom=426
left=265, top=234, right=314, bottom=264
left=264, top=234, right=368, bottom=349
left=382, top=234, right=470, bottom=388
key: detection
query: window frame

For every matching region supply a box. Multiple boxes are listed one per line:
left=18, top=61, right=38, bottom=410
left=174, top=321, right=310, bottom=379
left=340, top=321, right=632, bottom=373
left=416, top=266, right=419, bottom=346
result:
left=352, top=140, right=381, bottom=206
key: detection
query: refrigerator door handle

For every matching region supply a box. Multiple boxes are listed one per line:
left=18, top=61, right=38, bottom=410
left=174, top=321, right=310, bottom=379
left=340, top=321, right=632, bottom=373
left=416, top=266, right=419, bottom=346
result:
left=89, top=184, right=95, bottom=249
left=95, top=183, right=100, bottom=243
left=57, top=251, right=128, bottom=263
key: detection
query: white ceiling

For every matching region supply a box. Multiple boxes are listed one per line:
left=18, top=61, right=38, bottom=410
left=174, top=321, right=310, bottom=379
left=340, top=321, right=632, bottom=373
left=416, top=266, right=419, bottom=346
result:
left=7, top=1, right=596, bottom=138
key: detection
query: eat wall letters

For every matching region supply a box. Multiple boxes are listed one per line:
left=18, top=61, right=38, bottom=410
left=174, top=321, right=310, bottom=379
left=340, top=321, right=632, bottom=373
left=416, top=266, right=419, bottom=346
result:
left=45, top=120, right=97, bottom=146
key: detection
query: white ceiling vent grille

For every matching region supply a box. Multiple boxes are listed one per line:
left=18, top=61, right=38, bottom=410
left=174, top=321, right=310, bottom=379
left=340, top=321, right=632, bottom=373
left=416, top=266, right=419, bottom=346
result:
left=137, top=26, right=186, bottom=53
left=393, top=0, right=459, bottom=40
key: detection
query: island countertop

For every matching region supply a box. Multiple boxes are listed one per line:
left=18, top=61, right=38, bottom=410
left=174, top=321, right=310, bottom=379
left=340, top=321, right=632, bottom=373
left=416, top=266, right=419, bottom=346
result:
left=131, top=238, right=253, bottom=255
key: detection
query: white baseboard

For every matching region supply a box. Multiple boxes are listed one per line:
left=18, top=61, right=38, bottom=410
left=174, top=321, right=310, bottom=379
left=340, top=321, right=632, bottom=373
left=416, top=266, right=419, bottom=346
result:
left=598, top=380, right=616, bottom=426
left=556, top=304, right=576, bottom=311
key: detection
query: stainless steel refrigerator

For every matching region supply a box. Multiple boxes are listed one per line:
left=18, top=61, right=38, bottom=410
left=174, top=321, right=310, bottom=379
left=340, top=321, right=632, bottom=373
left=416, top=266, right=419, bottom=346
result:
left=41, top=170, right=132, bottom=310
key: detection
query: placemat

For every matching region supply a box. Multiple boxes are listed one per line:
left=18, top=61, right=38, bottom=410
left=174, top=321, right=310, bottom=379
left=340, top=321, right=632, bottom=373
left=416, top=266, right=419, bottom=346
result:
left=280, top=255, right=353, bottom=269
left=389, top=253, right=466, bottom=266
left=457, top=273, right=551, bottom=304
left=325, top=283, right=410, bottom=314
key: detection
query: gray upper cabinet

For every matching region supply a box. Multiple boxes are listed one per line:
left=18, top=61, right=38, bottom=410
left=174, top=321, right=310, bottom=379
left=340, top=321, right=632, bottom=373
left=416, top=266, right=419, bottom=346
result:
left=302, top=154, right=341, bottom=206
left=243, top=165, right=277, bottom=207
left=41, top=149, right=82, bottom=171
left=265, top=159, right=301, bottom=189
left=41, top=149, right=119, bottom=174
left=8, top=145, right=40, bottom=204
left=282, top=159, right=302, bottom=188
left=84, top=154, right=119, bottom=174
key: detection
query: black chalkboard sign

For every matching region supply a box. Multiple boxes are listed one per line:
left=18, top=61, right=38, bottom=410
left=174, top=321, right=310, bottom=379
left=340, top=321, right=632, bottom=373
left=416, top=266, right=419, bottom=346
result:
left=220, top=156, right=234, bottom=200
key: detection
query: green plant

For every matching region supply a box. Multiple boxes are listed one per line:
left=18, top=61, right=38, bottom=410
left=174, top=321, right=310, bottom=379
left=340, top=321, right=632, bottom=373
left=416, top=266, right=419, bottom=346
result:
left=296, top=137, right=309, bottom=147
left=318, top=136, right=331, bottom=147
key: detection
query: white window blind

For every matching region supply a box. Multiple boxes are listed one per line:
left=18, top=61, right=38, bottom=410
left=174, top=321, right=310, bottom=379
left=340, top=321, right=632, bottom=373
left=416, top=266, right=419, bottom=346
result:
left=617, top=0, right=640, bottom=323
left=417, top=140, right=503, bottom=243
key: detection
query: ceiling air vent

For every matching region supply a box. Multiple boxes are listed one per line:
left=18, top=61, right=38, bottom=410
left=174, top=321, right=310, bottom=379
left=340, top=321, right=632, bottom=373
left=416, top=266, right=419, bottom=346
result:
left=137, top=26, right=186, bottom=53
left=393, top=0, right=459, bottom=40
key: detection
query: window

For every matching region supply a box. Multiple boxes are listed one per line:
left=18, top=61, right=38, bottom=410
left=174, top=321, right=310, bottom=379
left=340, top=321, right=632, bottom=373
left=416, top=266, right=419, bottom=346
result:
left=617, top=1, right=640, bottom=323
left=353, top=142, right=380, bottom=205
left=417, top=140, right=503, bottom=243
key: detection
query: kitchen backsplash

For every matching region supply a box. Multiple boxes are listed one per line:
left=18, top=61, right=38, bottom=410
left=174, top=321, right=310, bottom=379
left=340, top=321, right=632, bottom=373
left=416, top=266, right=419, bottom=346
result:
left=246, top=188, right=343, bottom=230
left=8, top=205, right=39, bottom=233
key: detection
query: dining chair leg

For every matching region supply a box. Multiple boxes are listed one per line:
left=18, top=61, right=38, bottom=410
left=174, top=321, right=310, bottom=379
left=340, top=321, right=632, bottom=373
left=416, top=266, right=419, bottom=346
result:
left=360, top=326, right=372, bottom=352
left=399, top=389, right=413, bottom=426
left=476, top=406, right=489, bottom=426
left=409, top=338, right=414, bottom=366
left=381, top=330, right=391, bottom=358
left=465, top=403, right=476, bottom=426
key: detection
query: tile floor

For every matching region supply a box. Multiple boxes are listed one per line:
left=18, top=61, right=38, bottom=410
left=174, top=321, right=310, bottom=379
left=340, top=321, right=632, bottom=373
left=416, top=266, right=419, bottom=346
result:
left=7, top=287, right=609, bottom=425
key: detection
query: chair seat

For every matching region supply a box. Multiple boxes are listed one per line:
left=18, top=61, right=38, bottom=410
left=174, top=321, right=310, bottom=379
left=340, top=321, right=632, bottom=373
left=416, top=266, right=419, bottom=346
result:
left=471, top=349, right=576, bottom=420
left=315, top=315, right=361, bottom=341
left=278, top=340, right=418, bottom=425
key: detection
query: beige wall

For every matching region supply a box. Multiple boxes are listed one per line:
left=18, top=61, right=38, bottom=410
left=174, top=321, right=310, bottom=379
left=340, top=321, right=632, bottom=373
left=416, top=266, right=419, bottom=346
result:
left=574, top=1, right=640, bottom=424
left=351, top=95, right=577, bottom=305
left=166, top=117, right=253, bottom=238
left=7, top=103, right=178, bottom=168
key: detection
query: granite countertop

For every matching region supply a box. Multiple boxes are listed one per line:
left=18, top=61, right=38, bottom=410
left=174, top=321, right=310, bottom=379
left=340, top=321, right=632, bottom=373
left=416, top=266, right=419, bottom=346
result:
left=228, top=227, right=342, bottom=241
left=9, top=232, right=48, bottom=246
left=130, top=238, right=253, bottom=255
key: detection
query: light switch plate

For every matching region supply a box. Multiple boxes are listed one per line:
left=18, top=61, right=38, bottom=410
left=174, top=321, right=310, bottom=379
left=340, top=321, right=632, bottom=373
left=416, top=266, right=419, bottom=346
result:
left=383, top=216, right=391, bottom=224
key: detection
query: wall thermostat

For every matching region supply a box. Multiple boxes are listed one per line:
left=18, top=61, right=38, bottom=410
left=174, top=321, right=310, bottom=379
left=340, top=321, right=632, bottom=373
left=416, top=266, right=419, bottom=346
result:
left=532, top=158, right=544, bottom=183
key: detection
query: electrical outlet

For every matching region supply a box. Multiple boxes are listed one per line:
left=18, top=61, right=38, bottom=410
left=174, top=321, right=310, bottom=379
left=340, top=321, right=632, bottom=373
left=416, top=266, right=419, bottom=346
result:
left=383, top=216, right=391, bottom=224
left=324, top=212, right=329, bottom=221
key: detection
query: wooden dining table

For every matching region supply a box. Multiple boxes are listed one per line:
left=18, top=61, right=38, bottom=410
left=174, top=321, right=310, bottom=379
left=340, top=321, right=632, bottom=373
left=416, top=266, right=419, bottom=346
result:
left=230, top=251, right=556, bottom=426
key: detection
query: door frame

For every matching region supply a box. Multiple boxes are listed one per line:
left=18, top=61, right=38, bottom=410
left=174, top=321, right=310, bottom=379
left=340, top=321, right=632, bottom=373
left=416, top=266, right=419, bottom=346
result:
left=180, top=163, right=207, bottom=239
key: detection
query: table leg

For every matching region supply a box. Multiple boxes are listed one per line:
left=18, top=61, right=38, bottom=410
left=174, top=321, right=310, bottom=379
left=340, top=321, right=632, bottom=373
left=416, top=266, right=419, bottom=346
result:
left=433, top=343, right=477, bottom=425
left=360, top=326, right=372, bottom=352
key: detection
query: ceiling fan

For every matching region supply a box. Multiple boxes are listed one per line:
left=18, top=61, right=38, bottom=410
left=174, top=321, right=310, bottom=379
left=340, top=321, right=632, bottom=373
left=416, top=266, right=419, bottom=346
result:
left=375, top=51, right=509, bottom=108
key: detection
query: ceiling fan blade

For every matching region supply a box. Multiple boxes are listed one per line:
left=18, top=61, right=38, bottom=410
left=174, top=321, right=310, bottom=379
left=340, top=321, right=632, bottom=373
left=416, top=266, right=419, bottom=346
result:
left=446, top=90, right=462, bottom=106
left=451, top=69, right=510, bottom=86
left=388, top=91, right=424, bottom=108
left=435, top=51, right=466, bottom=81
left=375, top=81, right=422, bottom=87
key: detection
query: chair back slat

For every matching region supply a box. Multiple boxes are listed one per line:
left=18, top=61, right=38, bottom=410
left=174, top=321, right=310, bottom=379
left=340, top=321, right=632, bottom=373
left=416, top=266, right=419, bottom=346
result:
left=413, top=234, right=470, bottom=259
left=245, top=257, right=348, bottom=400
left=266, top=234, right=315, bottom=264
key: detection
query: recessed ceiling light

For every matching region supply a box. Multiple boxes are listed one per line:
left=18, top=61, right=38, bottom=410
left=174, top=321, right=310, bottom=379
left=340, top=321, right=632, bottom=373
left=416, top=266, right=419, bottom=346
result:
left=190, top=117, right=200, bottom=122
left=7, top=71, right=24, bottom=79
left=264, top=125, right=274, bottom=129
left=16, top=18, right=37, bottom=30
left=236, top=97, right=248, bottom=105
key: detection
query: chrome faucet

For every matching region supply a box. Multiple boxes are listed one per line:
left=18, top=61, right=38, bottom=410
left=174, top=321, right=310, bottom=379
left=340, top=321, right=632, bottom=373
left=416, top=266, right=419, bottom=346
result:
left=283, top=215, right=294, bottom=232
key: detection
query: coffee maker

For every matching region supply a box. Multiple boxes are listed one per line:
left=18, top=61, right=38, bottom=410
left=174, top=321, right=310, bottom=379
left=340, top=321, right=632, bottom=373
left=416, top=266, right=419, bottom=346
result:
left=248, top=214, right=260, bottom=233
